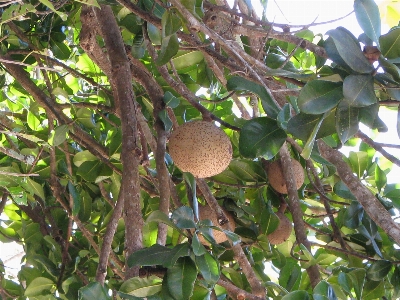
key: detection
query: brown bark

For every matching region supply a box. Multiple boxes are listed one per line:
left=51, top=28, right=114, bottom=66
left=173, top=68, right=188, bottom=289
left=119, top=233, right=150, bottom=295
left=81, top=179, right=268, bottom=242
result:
left=90, top=5, right=143, bottom=280
left=279, top=144, right=321, bottom=288
left=318, top=140, right=400, bottom=245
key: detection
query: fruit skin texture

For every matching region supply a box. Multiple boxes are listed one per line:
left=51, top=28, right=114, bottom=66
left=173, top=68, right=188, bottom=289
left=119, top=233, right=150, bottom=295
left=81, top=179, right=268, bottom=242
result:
left=168, top=121, right=232, bottom=178
left=196, top=204, right=235, bottom=245
left=267, top=212, right=293, bottom=245
left=267, top=159, right=304, bottom=194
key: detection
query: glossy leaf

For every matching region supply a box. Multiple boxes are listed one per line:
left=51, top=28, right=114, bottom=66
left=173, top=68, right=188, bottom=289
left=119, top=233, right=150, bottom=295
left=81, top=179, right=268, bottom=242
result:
left=78, top=282, right=111, bottom=300
left=343, top=75, right=376, bottom=107
left=313, top=280, right=337, bottom=300
left=375, top=164, right=387, bottom=192
left=259, top=206, right=279, bottom=235
left=380, top=28, right=400, bottom=59
left=68, top=182, right=81, bottom=216
left=49, top=124, right=69, bottom=146
left=239, top=117, right=287, bottom=159
left=335, top=101, right=359, bottom=144
left=348, top=151, right=369, bottom=178
left=326, top=27, right=374, bottom=74
left=24, top=277, right=55, bottom=297
left=348, top=269, right=366, bottom=300
left=128, top=243, right=190, bottom=267
left=281, top=290, right=310, bottom=300
left=162, top=10, right=182, bottom=37
left=156, top=34, right=179, bottom=65
left=196, top=252, right=220, bottom=286
left=279, top=261, right=301, bottom=291
left=362, top=280, right=385, bottom=300
left=167, top=257, right=197, bottom=300
left=227, top=76, right=280, bottom=118
left=171, top=206, right=196, bottom=229
left=297, top=80, right=343, bottom=114
left=367, top=260, right=392, bottom=281
left=354, top=0, right=381, bottom=47
left=287, top=110, right=336, bottom=141
left=119, top=276, right=162, bottom=297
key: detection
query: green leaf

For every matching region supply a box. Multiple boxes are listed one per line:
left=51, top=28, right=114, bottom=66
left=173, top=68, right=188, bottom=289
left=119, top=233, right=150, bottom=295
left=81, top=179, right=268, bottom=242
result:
left=76, top=108, right=96, bottom=129
left=171, top=51, right=204, bottom=71
left=362, top=280, right=385, bottom=300
left=192, top=234, right=207, bottom=256
left=313, top=280, right=337, bottom=300
left=281, top=290, right=310, bottom=300
left=347, top=268, right=366, bottom=300
left=326, top=27, right=374, bottom=74
left=196, top=252, right=220, bottom=286
left=146, top=210, right=182, bottom=232
left=259, top=206, right=279, bottom=235
left=227, top=76, right=280, bottom=118
left=239, top=117, right=287, bottom=159
left=78, top=282, right=111, bottom=300
left=343, top=201, right=363, bottom=229
left=49, top=125, right=69, bottom=147
left=374, top=163, right=387, bottom=192
left=1, top=3, right=35, bottom=24
left=156, top=34, right=179, bottom=65
left=158, top=109, right=173, bottom=131
left=22, top=178, right=45, bottom=200
left=119, top=276, right=162, bottom=297
left=335, top=101, right=359, bottom=144
left=128, top=244, right=170, bottom=267
left=297, top=80, right=343, bottom=114
left=343, top=75, right=376, bottom=107
left=227, top=159, right=267, bottom=182
left=279, top=261, right=301, bottom=291
left=171, top=206, right=196, bottom=229
left=301, top=113, right=326, bottom=159
left=27, top=111, right=41, bottom=131
left=51, top=41, right=71, bottom=60
left=354, top=0, right=381, bottom=48
left=348, top=151, right=369, bottom=178
left=380, top=28, right=400, bottom=59
left=25, top=277, right=55, bottom=297
left=147, top=23, right=162, bottom=45
left=162, top=10, right=182, bottom=37
left=68, top=182, right=82, bottom=216
left=77, top=160, right=101, bottom=182
left=163, top=91, right=180, bottom=108
left=74, top=0, right=100, bottom=7
left=366, top=260, right=392, bottom=281
left=167, top=257, right=197, bottom=300
left=73, top=150, right=98, bottom=167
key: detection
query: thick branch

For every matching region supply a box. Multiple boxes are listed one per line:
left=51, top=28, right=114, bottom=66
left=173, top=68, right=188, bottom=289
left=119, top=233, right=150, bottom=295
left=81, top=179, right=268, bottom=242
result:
left=318, top=140, right=400, bottom=245
left=279, top=144, right=321, bottom=288
left=93, top=5, right=143, bottom=279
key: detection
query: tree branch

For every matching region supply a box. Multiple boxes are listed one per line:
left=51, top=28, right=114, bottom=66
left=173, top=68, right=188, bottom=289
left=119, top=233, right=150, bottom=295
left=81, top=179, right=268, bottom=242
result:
left=92, top=4, right=143, bottom=279
left=279, top=143, right=321, bottom=288
left=318, top=140, right=400, bottom=246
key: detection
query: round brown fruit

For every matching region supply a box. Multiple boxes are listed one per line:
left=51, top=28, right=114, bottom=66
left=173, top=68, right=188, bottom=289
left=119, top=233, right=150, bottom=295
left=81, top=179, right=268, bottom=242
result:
left=267, top=159, right=304, bottom=194
left=168, top=121, right=232, bottom=178
left=267, top=212, right=292, bottom=245
left=196, top=204, right=235, bottom=245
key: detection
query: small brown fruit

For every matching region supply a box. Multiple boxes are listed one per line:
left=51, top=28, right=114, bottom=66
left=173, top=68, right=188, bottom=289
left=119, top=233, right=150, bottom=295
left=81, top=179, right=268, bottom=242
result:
left=267, top=159, right=304, bottom=194
left=267, top=212, right=292, bottom=245
left=168, top=121, right=232, bottom=178
left=196, top=204, right=235, bottom=245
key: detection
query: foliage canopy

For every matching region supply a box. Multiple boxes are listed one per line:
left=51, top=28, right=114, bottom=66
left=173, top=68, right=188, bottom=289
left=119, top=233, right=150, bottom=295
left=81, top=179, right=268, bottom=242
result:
left=1, top=0, right=400, bottom=299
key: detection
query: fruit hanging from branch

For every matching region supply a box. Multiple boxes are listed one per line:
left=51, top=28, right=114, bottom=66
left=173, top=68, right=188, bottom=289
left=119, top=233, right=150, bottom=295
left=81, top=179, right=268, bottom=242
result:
left=266, top=159, right=305, bottom=194
left=168, top=121, right=232, bottom=178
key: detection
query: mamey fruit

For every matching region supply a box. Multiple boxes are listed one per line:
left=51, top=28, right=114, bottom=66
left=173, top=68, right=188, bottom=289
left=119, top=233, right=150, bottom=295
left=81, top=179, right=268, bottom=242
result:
left=196, top=204, right=235, bottom=245
left=267, top=212, right=292, bottom=245
left=168, top=121, right=232, bottom=178
left=267, top=159, right=304, bottom=194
